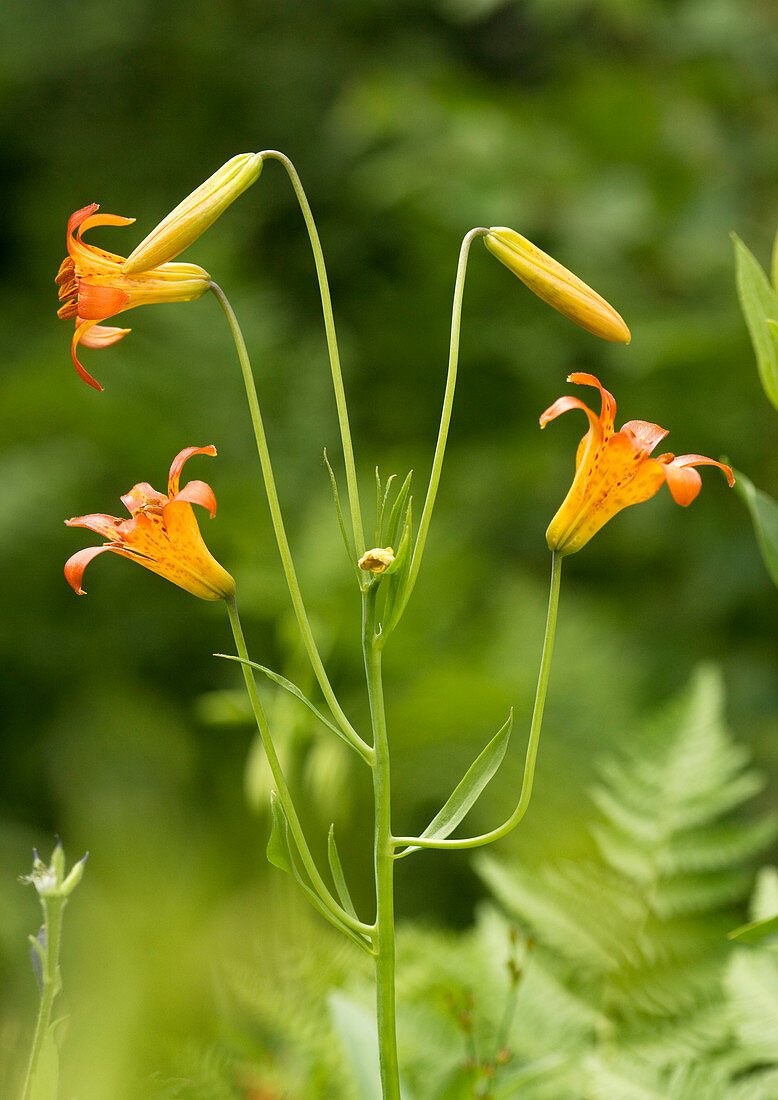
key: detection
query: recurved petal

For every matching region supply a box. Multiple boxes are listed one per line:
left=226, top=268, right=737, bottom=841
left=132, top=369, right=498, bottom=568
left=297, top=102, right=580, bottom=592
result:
left=78, top=323, right=131, bottom=349
left=540, top=394, right=605, bottom=454
left=64, top=543, right=116, bottom=594
left=65, top=512, right=128, bottom=539
left=67, top=204, right=100, bottom=238
left=71, top=323, right=104, bottom=391
left=567, top=373, right=617, bottom=435
left=661, top=462, right=702, bottom=506
left=170, top=479, right=218, bottom=517
left=620, top=419, right=669, bottom=455
left=672, top=455, right=735, bottom=486
left=661, top=454, right=734, bottom=506
left=168, top=445, right=217, bottom=496
left=77, top=212, right=136, bottom=235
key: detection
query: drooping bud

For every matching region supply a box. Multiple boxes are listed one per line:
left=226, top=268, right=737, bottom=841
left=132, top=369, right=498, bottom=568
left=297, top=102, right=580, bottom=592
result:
left=123, top=153, right=263, bottom=273
left=484, top=227, right=631, bottom=343
left=358, top=547, right=395, bottom=574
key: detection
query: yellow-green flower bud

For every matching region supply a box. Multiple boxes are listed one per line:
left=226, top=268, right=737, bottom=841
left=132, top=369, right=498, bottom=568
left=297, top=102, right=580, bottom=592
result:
left=123, top=153, right=263, bottom=273
left=358, top=547, right=395, bottom=574
left=484, top=227, right=630, bottom=343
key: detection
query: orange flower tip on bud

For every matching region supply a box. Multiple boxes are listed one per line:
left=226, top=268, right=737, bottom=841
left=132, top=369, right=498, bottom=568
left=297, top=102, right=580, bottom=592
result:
left=484, top=227, right=631, bottom=343
left=358, top=547, right=395, bottom=574
left=122, top=153, right=263, bottom=273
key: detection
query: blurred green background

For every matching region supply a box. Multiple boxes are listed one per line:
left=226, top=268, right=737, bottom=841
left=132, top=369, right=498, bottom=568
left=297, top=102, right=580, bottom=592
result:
left=1, top=0, right=777, bottom=1095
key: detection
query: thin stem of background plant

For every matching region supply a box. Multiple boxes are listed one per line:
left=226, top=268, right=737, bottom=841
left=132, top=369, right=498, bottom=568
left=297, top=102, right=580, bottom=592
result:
left=363, top=581, right=402, bottom=1100
left=210, top=281, right=372, bottom=763
left=21, top=895, right=63, bottom=1100
left=260, top=149, right=366, bottom=558
left=394, top=552, right=563, bottom=850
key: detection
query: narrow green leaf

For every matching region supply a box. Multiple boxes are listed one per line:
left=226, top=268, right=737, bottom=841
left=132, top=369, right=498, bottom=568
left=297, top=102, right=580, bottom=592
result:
left=267, top=797, right=372, bottom=953
left=401, top=711, right=513, bottom=854
left=728, top=912, right=778, bottom=944
left=327, top=825, right=358, bottom=920
left=732, top=233, right=778, bottom=411
left=772, top=222, right=778, bottom=292
left=735, top=470, right=778, bottom=588
left=381, top=500, right=414, bottom=638
left=383, top=469, right=413, bottom=550
left=323, top=448, right=358, bottom=571
left=266, top=791, right=294, bottom=876
left=215, top=653, right=350, bottom=744
left=376, top=469, right=396, bottom=545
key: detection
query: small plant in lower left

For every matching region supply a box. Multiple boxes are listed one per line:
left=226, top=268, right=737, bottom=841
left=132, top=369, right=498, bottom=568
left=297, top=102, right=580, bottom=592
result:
left=18, top=842, right=87, bottom=1100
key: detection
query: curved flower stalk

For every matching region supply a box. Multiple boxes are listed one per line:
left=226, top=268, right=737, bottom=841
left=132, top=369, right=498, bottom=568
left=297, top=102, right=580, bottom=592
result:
left=541, top=373, right=735, bottom=556
left=56, top=205, right=211, bottom=391
left=65, top=446, right=235, bottom=600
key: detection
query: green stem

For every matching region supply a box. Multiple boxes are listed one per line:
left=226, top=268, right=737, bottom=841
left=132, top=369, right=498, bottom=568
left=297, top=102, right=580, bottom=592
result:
left=393, top=553, right=563, bottom=851
left=210, top=281, right=372, bottom=764
left=260, top=149, right=365, bottom=558
left=393, top=227, right=487, bottom=625
left=363, top=586, right=401, bottom=1099
left=226, top=594, right=373, bottom=946
left=22, top=897, right=64, bottom=1100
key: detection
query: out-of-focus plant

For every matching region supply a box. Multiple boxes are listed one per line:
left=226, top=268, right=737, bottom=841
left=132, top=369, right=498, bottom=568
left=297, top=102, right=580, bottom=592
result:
left=18, top=843, right=87, bottom=1100
left=733, top=229, right=778, bottom=590
left=53, top=151, right=734, bottom=1098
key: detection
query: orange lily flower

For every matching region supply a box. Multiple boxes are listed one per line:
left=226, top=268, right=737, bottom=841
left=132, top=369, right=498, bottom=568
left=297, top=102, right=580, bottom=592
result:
left=541, top=373, right=734, bottom=556
left=65, top=446, right=235, bottom=601
left=55, top=204, right=211, bottom=391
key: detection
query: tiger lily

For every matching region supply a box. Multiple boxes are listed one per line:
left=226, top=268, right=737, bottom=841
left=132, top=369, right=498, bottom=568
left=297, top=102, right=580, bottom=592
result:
left=55, top=204, right=211, bottom=391
left=65, top=446, right=235, bottom=600
left=541, top=373, right=734, bottom=556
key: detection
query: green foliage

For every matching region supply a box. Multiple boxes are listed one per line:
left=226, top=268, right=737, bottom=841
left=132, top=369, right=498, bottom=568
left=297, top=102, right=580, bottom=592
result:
left=400, top=710, right=513, bottom=856
left=474, top=666, right=778, bottom=1095
left=736, top=471, right=778, bottom=590
left=733, top=233, right=778, bottom=412
left=185, top=668, right=777, bottom=1098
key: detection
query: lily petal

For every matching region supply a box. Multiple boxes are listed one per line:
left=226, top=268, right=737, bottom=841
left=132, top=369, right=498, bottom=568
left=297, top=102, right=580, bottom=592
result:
left=64, top=544, right=116, bottom=594
left=168, top=445, right=217, bottom=496
left=171, top=479, right=218, bottom=517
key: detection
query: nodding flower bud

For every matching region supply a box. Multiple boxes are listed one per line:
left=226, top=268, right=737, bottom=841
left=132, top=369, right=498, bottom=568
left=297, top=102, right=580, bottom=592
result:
left=484, top=227, right=631, bottom=344
left=123, top=153, right=263, bottom=274
left=358, top=547, right=395, bottom=574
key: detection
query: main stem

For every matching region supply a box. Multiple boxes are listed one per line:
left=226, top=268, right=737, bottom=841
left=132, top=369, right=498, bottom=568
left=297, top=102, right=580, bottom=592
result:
left=211, top=282, right=370, bottom=762
left=363, top=586, right=401, bottom=1099
left=22, top=897, right=64, bottom=1100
